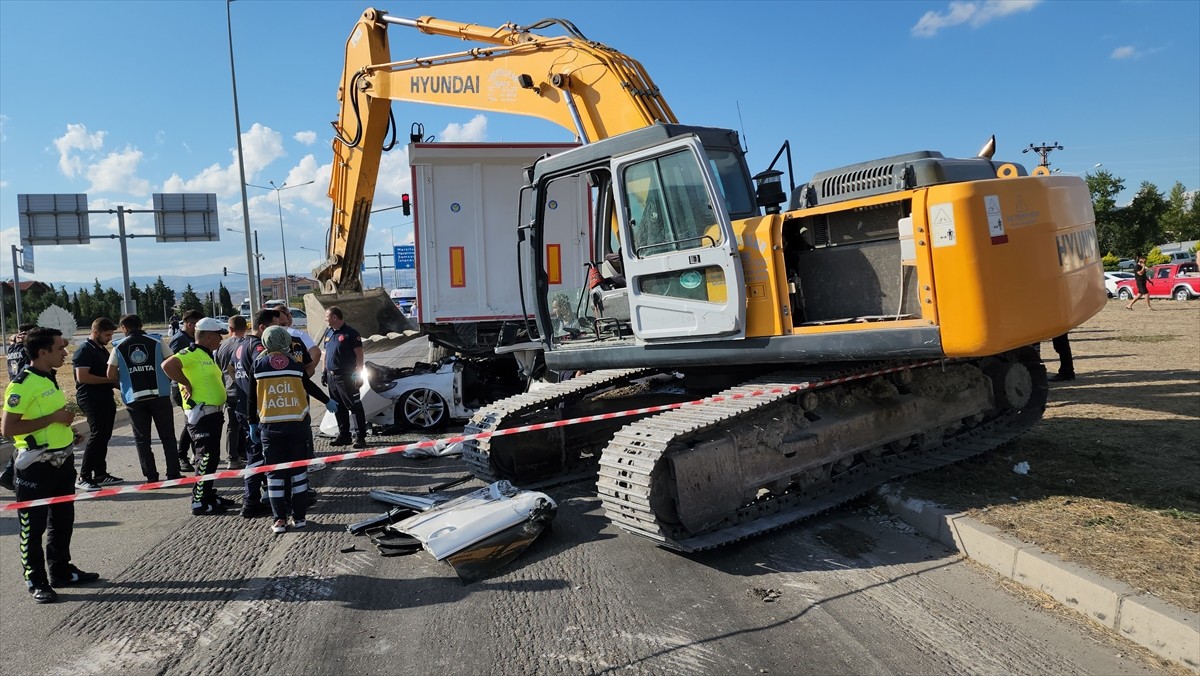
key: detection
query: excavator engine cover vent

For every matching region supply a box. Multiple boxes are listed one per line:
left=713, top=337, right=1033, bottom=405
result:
left=790, top=151, right=1027, bottom=210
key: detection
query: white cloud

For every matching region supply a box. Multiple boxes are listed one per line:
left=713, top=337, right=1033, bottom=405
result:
left=294, top=130, right=317, bottom=145
left=155, top=130, right=166, bottom=145
left=162, top=124, right=286, bottom=197
left=86, top=147, right=152, bottom=196
left=439, top=115, right=488, bottom=142
left=52, top=123, right=106, bottom=177
left=912, top=0, right=1039, bottom=38
left=376, top=147, right=413, bottom=204
left=0, top=114, right=8, bottom=142
left=0, top=179, right=7, bottom=189
left=240, top=123, right=286, bottom=176
left=1111, top=45, right=1139, bottom=60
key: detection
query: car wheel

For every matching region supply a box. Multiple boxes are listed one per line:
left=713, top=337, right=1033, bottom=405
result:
left=1174, top=287, right=1192, bottom=301
left=398, top=388, right=448, bottom=430
left=1118, top=288, right=1133, bottom=301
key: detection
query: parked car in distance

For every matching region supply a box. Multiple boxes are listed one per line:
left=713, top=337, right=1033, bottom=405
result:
left=1164, top=251, right=1197, bottom=265
left=288, top=307, right=307, bottom=329
left=1116, top=258, right=1136, bottom=270
left=1114, top=262, right=1200, bottom=301
left=1103, top=271, right=1134, bottom=298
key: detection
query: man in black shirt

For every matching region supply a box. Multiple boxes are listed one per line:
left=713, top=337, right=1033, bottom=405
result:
left=322, top=306, right=367, bottom=448
left=169, top=310, right=203, bottom=472
left=73, top=318, right=121, bottom=490
left=231, top=309, right=283, bottom=517
left=215, top=315, right=248, bottom=470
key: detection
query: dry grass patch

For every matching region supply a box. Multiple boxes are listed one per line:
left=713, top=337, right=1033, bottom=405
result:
left=901, top=300, right=1200, bottom=613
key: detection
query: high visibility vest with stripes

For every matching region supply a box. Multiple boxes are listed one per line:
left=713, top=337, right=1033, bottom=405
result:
left=176, top=346, right=227, bottom=408
left=254, top=351, right=309, bottom=424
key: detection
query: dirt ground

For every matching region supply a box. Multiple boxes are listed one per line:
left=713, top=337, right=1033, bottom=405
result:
left=902, top=299, right=1200, bottom=613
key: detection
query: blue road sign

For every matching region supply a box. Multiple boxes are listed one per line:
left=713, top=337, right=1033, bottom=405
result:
left=394, top=244, right=416, bottom=270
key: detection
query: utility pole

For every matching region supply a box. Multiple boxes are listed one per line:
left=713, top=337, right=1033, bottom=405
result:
left=1023, top=141, right=1064, bottom=168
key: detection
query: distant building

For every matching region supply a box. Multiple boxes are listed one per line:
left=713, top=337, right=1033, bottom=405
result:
left=1, top=280, right=53, bottom=295
left=260, top=275, right=319, bottom=300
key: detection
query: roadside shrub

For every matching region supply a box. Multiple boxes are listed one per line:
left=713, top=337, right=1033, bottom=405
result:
left=1102, top=252, right=1121, bottom=271
left=1146, top=247, right=1170, bottom=265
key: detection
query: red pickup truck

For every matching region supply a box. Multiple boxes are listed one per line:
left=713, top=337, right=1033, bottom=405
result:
left=1115, top=262, right=1200, bottom=301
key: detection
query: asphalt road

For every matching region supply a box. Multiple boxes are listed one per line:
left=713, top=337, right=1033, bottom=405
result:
left=0, top=338, right=1163, bottom=675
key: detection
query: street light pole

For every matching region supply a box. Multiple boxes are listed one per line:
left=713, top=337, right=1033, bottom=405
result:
left=247, top=179, right=314, bottom=305
left=228, top=227, right=265, bottom=304
left=226, top=0, right=260, bottom=316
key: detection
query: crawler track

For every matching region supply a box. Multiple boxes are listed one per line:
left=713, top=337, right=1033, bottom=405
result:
left=462, top=368, right=657, bottom=485
left=597, top=355, right=1047, bottom=551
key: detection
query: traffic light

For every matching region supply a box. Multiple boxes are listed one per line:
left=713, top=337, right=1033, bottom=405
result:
left=401, top=193, right=411, bottom=216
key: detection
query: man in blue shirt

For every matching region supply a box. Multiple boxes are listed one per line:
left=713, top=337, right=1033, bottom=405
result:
left=108, top=314, right=182, bottom=482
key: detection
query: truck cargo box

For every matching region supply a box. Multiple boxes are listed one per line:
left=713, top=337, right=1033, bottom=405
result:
left=409, top=143, right=590, bottom=335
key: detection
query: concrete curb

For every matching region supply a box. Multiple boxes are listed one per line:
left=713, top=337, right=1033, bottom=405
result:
left=875, top=484, right=1200, bottom=673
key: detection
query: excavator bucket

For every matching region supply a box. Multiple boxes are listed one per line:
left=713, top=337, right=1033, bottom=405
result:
left=303, top=287, right=415, bottom=340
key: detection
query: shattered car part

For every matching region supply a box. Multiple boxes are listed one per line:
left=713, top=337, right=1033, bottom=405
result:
left=426, top=474, right=473, bottom=493
left=368, top=490, right=445, bottom=512
left=392, top=480, right=557, bottom=582
left=370, top=530, right=423, bottom=557
left=346, top=506, right=418, bottom=536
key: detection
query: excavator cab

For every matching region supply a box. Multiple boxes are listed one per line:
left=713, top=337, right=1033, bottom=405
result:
left=532, top=124, right=756, bottom=353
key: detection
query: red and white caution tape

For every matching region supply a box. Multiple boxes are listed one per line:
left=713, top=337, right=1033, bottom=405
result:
left=2, top=360, right=938, bottom=511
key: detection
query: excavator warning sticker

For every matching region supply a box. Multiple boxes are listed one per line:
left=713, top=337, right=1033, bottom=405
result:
left=985, top=195, right=1008, bottom=244
left=929, top=203, right=956, bottom=247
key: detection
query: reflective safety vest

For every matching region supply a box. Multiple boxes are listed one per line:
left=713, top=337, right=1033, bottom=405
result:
left=114, top=332, right=171, bottom=403
left=254, top=351, right=309, bottom=424
left=176, top=345, right=227, bottom=408
left=3, top=368, right=74, bottom=450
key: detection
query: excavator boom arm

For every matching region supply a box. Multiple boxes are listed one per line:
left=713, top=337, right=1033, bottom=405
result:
left=319, top=7, right=675, bottom=292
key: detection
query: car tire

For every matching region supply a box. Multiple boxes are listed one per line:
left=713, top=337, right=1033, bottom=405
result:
left=1174, top=287, right=1192, bottom=301
left=1118, top=288, right=1133, bottom=301
left=398, top=388, right=448, bottom=430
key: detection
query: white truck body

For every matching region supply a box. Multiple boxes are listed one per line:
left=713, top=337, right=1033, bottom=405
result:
left=408, top=143, right=590, bottom=327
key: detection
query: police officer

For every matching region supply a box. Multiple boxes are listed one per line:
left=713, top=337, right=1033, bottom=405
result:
left=163, top=318, right=233, bottom=515
left=2, top=327, right=100, bottom=603
left=107, top=314, right=182, bottom=482
left=0, top=323, right=37, bottom=492
left=252, top=326, right=335, bottom=534
left=170, top=310, right=204, bottom=473
left=322, top=306, right=367, bottom=448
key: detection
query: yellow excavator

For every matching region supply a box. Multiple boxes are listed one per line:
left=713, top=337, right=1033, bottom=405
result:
left=325, top=8, right=1106, bottom=551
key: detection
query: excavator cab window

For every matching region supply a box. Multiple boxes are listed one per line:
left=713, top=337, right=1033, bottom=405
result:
left=706, top=148, right=756, bottom=218
left=622, top=149, right=721, bottom=258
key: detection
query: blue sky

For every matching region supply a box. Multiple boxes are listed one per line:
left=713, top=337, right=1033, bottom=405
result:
left=1, top=0, right=1197, bottom=287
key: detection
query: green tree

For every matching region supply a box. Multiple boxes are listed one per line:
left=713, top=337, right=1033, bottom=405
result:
left=1121, top=182, right=1168, bottom=256
left=1146, top=246, right=1169, bottom=265
left=1087, top=170, right=1126, bottom=255
left=1158, top=182, right=1197, bottom=244
left=178, top=284, right=204, bottom=314
left=218, top=283, right=235, bottom=316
